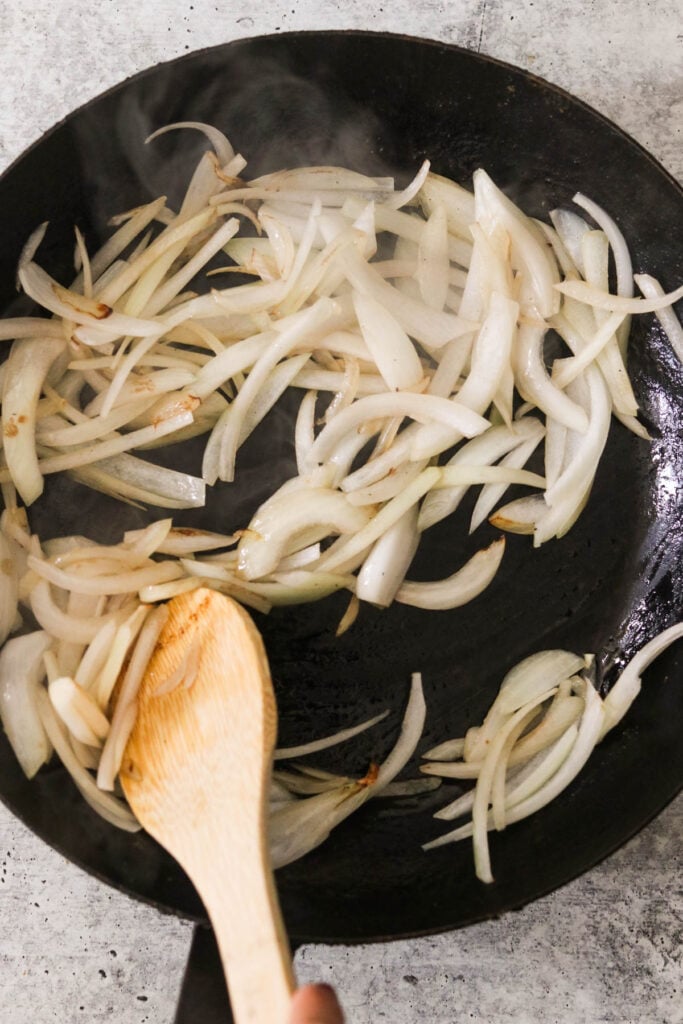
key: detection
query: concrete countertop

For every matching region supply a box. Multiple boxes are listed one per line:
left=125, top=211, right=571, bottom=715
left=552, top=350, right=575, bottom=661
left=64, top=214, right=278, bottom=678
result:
left=0, top=2, right=681, bottom=1022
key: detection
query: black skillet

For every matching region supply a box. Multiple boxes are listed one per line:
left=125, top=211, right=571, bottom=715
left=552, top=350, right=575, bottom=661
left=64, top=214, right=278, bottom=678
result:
left=0, top=31, right=681, bottom=1023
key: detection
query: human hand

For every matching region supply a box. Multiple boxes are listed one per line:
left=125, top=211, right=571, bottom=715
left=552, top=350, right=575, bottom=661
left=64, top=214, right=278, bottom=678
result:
left=289, top=983, right=344, bottom=1023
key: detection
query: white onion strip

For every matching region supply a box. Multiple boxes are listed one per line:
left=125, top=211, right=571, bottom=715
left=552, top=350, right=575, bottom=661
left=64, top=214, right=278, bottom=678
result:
left=314, top=468, right=441, bottom=575
left=436, top=466, right=546, bottom=490
left=274, top=710, right=390, bottom=760
left=35, top=687, right=140, bottom=830
left=97, top=604, right=168, bottom=791
left=0, top=631, right=53, bottom=778
left=556, top=279, right=683, bottom=313
left=30, top=580, right=135, bottom=643
left=635, top=274, right=683, bottom=365
left=599, top=621, right=683, bottom=738
left=572, top=193, right=633, bottom=299
left=305, top=394, right=488, bottom=470
left=396, top=537, right=505, bottom=611
left=472, top=687, right=559, bottom=882
left=28, top=555, right=183, bottom=596
left=2, top=336, right=65, bottom=505
left=356, top=506, right=420, bottom=607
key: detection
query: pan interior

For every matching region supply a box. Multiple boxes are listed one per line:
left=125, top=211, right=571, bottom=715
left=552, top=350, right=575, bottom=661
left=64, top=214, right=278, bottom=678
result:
left=0, top=33, right=681, bottom=943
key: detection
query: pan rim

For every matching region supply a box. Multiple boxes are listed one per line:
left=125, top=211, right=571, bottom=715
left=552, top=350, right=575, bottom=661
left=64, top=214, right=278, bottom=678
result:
left=0, top=27, right=681, bottom=944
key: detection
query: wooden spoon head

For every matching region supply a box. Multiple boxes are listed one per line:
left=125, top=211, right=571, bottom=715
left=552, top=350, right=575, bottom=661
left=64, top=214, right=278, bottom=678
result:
left=121, top=587, right=277, bottom=848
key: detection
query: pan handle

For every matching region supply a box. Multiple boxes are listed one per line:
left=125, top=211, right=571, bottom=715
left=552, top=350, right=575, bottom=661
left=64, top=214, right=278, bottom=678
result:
left=173, top=924, right=301, bottom=1024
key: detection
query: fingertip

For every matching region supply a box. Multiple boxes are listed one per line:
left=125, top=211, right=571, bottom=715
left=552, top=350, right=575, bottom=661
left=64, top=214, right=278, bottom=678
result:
left=289, top=983, right=344, bottom=1023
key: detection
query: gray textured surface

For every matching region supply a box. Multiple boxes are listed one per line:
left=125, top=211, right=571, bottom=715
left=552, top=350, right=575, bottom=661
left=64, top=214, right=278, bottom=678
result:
left=0, top=2, right=682, bottom=1022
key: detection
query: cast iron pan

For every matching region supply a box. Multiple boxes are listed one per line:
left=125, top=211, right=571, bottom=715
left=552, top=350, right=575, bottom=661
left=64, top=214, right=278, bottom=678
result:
left=0, top=31, right=682, bottom=1023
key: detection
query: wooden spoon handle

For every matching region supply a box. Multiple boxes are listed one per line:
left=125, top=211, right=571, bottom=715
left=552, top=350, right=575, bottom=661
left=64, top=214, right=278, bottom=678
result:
left=190, top=835, right=295, bottom=1024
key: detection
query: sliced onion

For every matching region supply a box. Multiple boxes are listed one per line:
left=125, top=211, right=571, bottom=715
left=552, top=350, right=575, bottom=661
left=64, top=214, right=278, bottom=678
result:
left=356, top=505, right=419, bottom=607
left=28, top=411, right=194, bottom=477
left=432, top=725, right=578, bottom=824
left=48, top=675, right=111, bottom=747
left=418, top=419, right=543, bottom=532
left=305, top=393, right=488, bottom=470
left=35, top=686, right=140, bottom=831
left=419, top=171, right=475, bottom=239
left=396, top=537, right=505, bottom=611
left=97, top=604, right=168, bottom=791
left=634, top=274, right=683, bottom=365
left=0, top=530, right=19, bottom=645
left=146, top=121, right=236, bottom=166
left=374, top=672, right=426, bottom=788
left=579, top=230, right=637, bottom=417
left=272, top=668, right=424, bottom=867
left=556, top=278, right=683, bottom=313
left=2, top=336, right=65, bottom=504
left=339, top=248, right=476, bottom=348
left=295, top=390, right=317, bottom=475
left=572, top=193, right=633, bottom=299
left=599, top=621, right=683, bottom=738
left=95, top=207, right=215, bottom=310
left=550, top=311, right=626, bottom=389
left=143, top=217, right=240, bottom=317
left=489, top=494, right=546, bottom=534
left=0, top=318, right=65, bottom=341
left=127, top=526, right=238, bottom=557
left=69, top=454, right=206, bottom=509
left=416, top=204, right=449, bottom=310
left=456, top=293, right=518, bottom=414
left=509, top=692, right=584, bottom=765
left=497, top=650, right=586, bottom=715
left=499, top=680, right=604, bottom=829
left=73, top=619, right=119, bottom=691
left=274, top=710, right=390, bottom=760
left=19, top=263, right=162, bottom=342
left=37, top=396, right=157, bottom=447
left=460, top=648, right=585, bottom=768
left=422, top=737, right=466, bottom=762
left=386, top=160, right=430, bottom=211
left=472, top=687, right=559, bottom=882
left=549, top=209, right=590, bottom=276
left=345, top=459, right=428, bottom=507
left=536, top=364, right=611, bottom=544
left=91, top=605, right=150, bottom=708
left=376, top=777, right=442, bottom=798
left=249, top=165, right=393, bottom=194
left=0, top=631, right=53, bottom=778
left=315, top=468, right=441, bottom=575
left=474, top=169, right=559, bottom=318
left=269, top=780, right=370, bottom=869
left=28, top=554, right=183, bottom=597
left=436, top=466, right=545, bottom=490
left=237, top=488, right=370, bottom=581
left=469, top=428, right=545, bottom=534
left=344, top=199, right=472, bottom=269
left=81, top=197, right=168, bottom=291
left=512, top=320, right=589, bottom=434
left=351, top=290, right=423, bottom=391
left=30, top=579, right=134, bottom=643
left=204, top=298, right=336, bottom=483
left=16, top=221, right=49, bottom=288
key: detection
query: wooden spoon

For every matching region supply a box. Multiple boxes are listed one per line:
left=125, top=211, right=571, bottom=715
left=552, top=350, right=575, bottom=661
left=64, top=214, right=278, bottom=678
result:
left=120, top=587, right=295, bottom=1024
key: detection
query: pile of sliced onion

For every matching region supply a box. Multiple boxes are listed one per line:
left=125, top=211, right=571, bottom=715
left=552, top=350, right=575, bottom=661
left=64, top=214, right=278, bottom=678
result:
left=1, top=122, right=682, bottom=874
left=1, top=121, right=680, bottom=617
left=0, top=496, right=431, bottom=852
left=421, top=626, right=683, bottom=882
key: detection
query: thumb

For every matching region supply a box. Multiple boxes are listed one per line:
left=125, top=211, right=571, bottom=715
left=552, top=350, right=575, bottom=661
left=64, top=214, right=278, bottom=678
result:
left=289, top=983, right=345, bottom=1023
